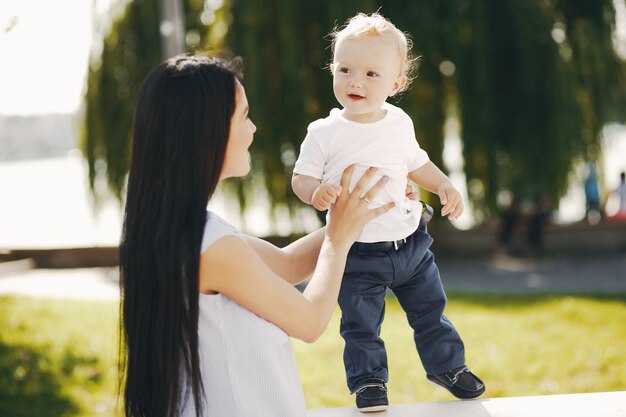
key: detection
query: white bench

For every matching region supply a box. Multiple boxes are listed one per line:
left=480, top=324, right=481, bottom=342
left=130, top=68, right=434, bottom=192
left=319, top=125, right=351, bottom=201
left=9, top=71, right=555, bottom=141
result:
left=308, top=391, right=626, bottom=417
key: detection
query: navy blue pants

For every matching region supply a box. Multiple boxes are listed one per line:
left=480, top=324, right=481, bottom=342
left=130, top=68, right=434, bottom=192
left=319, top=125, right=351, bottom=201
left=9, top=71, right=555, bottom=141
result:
left=338, top=221, right=466, bottom=392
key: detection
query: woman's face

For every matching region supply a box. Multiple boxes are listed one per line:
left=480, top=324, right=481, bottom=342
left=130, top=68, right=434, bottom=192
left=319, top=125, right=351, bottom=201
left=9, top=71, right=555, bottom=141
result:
left=221, top=81, right=256, bottom=180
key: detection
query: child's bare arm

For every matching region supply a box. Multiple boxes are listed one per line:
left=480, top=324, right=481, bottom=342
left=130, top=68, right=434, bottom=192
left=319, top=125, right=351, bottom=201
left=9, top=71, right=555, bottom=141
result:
left=292, top=173, right=320, bottom=204
left=292, top=173, right=342, bottom=211
left=408, top=162, right=464, bottom=219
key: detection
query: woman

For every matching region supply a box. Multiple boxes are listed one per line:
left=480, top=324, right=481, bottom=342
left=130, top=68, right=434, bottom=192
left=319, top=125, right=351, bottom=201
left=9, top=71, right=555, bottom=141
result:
left=119, top=54, right=393, bottom=417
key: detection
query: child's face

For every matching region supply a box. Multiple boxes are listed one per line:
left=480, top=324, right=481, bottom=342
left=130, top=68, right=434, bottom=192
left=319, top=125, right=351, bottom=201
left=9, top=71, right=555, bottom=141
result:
left=332, top=36, right=405, bottom=123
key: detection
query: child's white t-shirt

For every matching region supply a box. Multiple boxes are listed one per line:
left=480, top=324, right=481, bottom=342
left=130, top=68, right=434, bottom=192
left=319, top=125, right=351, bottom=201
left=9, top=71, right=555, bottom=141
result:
left=294, top=102, right=430, bottom=242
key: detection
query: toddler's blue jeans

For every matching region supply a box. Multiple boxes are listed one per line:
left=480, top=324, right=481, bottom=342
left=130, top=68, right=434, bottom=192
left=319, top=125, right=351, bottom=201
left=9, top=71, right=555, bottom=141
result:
left=338, top=220, right=466, bottom=392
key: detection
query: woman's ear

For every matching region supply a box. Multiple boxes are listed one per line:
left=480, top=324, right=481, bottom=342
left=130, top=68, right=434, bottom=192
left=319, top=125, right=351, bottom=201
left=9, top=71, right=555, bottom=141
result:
left=329, top=63, right=335, bottom=75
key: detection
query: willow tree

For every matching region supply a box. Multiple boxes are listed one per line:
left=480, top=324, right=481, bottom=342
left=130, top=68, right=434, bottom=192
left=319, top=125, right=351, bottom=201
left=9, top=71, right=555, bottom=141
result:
left=226, top=0, right=625, bottom=222
left=224, top=0, right=376, bottom=223
left=447, top=0, right=626, bottom=217
left=84, top=0, right=625, bottom=224
left=82, top=0, right=220, bottom=200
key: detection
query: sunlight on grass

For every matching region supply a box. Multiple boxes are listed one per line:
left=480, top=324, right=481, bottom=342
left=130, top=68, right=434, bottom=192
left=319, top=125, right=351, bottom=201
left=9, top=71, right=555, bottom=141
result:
left=294, top=294, right=626, bottom=409
left=1, top=293, right=625, bottom=415
left=0, top=296, right=119, bottom=417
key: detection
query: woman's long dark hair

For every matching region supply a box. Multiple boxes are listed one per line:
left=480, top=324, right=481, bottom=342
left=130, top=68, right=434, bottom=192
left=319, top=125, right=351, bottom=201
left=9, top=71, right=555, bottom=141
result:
left=119, top=55, right=240, bottom=417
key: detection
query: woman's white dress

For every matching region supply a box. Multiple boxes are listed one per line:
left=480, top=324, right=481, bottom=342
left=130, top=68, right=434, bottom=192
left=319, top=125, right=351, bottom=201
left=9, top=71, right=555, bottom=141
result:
left=179, top=212, right=307, bottom=417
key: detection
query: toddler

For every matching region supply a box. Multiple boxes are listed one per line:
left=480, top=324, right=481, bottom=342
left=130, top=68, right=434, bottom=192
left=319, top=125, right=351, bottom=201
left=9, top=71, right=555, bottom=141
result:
left=292, top=12, right=485, bottom=412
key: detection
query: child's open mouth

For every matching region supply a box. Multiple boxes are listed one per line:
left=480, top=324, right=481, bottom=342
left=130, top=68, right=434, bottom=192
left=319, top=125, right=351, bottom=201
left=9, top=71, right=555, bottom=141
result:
left=348, top=94, right=365, bottom=100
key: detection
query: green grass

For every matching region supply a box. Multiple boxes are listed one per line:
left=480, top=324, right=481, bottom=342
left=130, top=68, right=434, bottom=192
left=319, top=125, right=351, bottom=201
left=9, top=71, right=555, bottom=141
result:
left=0, top=296, right=119, bottom=417
left=294, top=293, right=626, bottom=408
left=1, top=293, right=625, bottom=416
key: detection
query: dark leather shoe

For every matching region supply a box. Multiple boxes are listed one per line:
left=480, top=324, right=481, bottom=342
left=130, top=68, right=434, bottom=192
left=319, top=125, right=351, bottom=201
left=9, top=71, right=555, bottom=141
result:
left=427, top=366, right=485, bottom=399
left=354, top=378, right=388, bottom=412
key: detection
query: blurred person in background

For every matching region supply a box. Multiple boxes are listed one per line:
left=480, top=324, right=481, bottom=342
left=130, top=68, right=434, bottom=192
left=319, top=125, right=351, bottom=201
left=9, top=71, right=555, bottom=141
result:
left=584, top=163, right=602, bottom=225
left=609, top=171, right=626, bottom=220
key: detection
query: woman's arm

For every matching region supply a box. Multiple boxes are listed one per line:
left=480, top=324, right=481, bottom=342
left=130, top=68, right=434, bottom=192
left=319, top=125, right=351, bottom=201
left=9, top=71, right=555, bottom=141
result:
left=200, top=166, right=394, bottom=343
left=242, top=228, right=325, bottom=285
left=248, top=171, right=406, bottom=283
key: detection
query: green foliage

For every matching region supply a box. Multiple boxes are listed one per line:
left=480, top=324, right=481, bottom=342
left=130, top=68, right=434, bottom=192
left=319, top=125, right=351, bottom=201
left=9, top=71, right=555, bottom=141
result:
left=83, top=0, right=626, bottom=224
left=224, top=0, right=377, bottom=218
left=226, top=0, right=626, bottom=221
left=82, top=0, right=211, bottom=200
left=448, top=0, right=626, bottom=215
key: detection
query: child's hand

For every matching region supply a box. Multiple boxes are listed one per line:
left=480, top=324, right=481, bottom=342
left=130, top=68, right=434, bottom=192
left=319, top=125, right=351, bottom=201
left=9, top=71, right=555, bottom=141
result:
left=312, top=183, right=342, bottom=211
left=437, top=182, right=464, bottom=220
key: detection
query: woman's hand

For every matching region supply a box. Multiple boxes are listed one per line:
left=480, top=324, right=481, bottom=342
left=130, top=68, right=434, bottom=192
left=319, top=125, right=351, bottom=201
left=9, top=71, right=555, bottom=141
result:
left=405, top=183, right=418, bottom=200
left=326, top=165, right=395, bottom=248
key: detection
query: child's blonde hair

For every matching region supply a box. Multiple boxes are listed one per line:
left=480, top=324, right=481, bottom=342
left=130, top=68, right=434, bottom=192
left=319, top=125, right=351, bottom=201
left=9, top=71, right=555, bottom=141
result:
left=330, top=12, right=418, bottom=93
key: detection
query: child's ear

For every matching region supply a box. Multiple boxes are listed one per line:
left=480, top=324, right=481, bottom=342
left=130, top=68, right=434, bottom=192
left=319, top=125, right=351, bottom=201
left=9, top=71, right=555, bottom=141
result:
left=390, top=75, right=407, bottom=96
left=329, top=63, right=335, bottom=74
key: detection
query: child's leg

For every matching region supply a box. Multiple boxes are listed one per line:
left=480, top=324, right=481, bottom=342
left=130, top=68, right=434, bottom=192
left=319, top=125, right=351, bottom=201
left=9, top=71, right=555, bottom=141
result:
left=390, top=225, right=466, bottom=375
left=338, top=250, right=391, bottom=392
